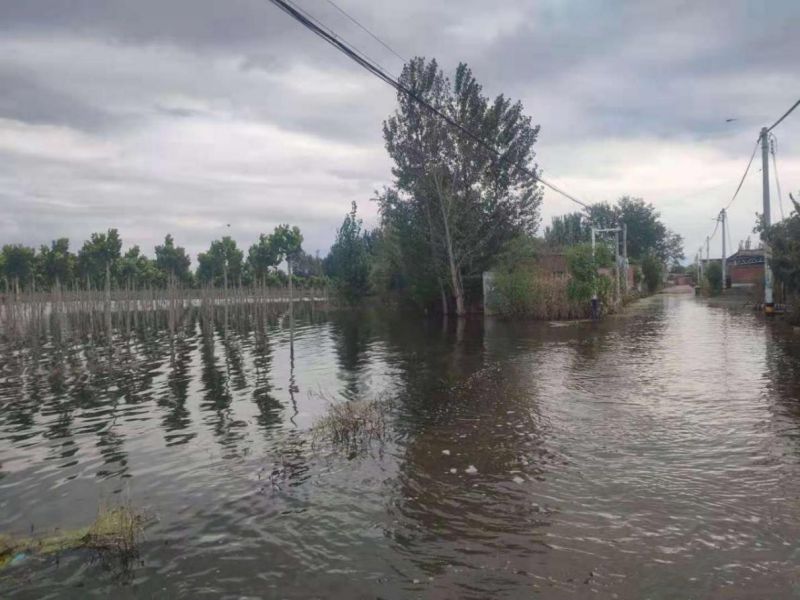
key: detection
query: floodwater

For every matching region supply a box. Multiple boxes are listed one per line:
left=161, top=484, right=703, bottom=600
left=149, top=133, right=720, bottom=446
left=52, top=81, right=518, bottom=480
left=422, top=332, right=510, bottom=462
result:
left=2, top=295, right=800, bottom=598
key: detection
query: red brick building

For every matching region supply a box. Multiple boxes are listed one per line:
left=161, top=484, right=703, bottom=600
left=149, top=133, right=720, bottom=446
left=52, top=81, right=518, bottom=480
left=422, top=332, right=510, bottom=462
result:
left=726, top=248, right=764, bottom=286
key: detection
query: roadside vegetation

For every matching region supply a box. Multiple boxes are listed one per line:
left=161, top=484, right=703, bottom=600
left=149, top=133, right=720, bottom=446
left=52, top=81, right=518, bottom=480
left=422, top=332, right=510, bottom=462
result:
left=763, top=193, right=800, bottom=323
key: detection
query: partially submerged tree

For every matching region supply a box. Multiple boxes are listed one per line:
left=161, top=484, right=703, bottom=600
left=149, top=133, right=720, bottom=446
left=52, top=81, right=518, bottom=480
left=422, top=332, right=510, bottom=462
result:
left=78, top=229, right=122, bottom=289
left=324, top=202, right=371, bottom=303
left=196, top=236, right=244, bottom=287
left=1, top=244, right=37, bottom=292
left=38, top=238, right=75, bottom=289
left=247, top=234, right=280, bottom=284
left=155, top=234, right=192, bottom=286
left=382, top=57, right=542, bottom=315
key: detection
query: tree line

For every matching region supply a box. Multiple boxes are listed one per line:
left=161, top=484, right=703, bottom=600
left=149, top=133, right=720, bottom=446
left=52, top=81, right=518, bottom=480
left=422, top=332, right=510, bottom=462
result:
left=323, top=58, right=685, bottom=312
left=0, top=225, right=325, bottom=293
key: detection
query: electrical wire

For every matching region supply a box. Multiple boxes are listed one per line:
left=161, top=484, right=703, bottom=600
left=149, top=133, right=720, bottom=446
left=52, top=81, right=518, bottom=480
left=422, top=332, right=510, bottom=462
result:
left=725, top=138, right=759, bottom=211
left=767, top=97, right=800, bottom=133
left=266, top=0, right=591, bottom=209
left=325, top=0, right=407, bottom=63
left=770, top=134, right=785, bottom=220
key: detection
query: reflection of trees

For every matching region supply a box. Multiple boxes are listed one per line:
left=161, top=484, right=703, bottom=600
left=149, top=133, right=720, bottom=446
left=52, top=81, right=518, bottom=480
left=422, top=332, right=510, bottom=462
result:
left=252, top=310, right=282, bottom=431
left=199, top=312, right=236, bottom=448
left=379, top=315, right=556, bottom=590
left=159, top=314, right=196, bottom=446
left=328, top=311, right=374, bottom=400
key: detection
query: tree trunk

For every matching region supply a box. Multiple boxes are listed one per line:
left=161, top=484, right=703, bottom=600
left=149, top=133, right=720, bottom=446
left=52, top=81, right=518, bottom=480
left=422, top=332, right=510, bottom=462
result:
left=433, top=174, right=466, bottom=317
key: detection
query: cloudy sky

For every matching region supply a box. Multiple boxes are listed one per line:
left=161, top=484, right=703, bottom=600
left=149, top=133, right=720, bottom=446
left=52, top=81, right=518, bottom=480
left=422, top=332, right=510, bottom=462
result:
left=1, top=0, right=798, bottom=264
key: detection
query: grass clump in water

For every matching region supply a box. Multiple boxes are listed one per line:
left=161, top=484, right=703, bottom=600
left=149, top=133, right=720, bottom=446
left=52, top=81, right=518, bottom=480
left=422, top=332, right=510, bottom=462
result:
left=312, top=394, right=391, bottom=455
left=0, top=503, right=146, bottom=571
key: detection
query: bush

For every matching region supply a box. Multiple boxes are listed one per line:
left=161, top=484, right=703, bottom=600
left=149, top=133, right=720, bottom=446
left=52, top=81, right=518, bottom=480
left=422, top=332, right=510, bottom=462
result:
left=705, top=262, right=722, bottom=295
left=641, top=254, right=663, bottom=293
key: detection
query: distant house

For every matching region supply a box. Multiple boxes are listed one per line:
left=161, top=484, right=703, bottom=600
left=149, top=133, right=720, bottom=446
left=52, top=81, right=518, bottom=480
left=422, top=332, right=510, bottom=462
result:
left=726, top=248, right=764, bottom=286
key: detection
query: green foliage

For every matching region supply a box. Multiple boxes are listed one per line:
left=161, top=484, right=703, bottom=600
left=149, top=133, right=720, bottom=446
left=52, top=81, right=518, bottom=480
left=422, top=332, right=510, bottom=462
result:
left=767, top=196, right=800, bottom=296
left=247, top=233, right=280, bottom=283
left=155, top=234, right=191, bottom=285
left=324, top=202, right=371, bottom=303
left=77, top=229, right=122, bottom=288
left=1, top=244, right=37, bottom=290
left=565, top=243, right=613, bottom=303
left=544, top=212, right=589, bottom=247
left=269, top=224, right=304, bottom=265
left=196, top=236, right=244, bottom=287
left=641, top=254, right=663, bottom=293
left=705, top=261, right=722, bottom=295
left=38, top=238, right=75, bottom=288
left=586, top=196, right=684, bottom=263
left=381, top=57, right=543, bottom=313
left=118, top=246, right=163, bottom=288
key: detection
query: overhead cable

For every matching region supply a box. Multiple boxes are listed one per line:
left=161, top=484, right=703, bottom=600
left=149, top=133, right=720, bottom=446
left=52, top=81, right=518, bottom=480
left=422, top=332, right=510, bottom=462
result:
left=325, top=0, right=407, bottom=63
left=725, top=139, right=760, bottom=211
left=766, top=97, right=800, bottom=133
left=266, top=0, right=591, bottom=209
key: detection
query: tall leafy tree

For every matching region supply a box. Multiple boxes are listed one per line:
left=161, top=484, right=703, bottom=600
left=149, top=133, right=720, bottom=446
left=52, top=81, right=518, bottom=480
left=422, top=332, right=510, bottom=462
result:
left=587, top=197, right=684, bottom=263
left=247, top=234, right=280, bottom=283
left=119, top=246, right=163, bottom=288
left=269, top=224, right=304, bottom=268
left=78, top=229, right=122, bottom=288
left=382, top=57, right=542, bottom=315
left=1, top=244, right=37, bottom=292
left=324, top=202, right=370, bottom=302
left=196, top=236, right=244, bottom=287
left=544, top=212, right=590, bottom=247
left=155, top=234, right=191, bottom=285
left=38, top=238, right=75, bottom=289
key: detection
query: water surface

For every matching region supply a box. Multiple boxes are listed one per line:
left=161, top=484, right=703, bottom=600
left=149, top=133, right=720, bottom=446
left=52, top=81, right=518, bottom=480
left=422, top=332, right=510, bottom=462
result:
left=2, top=295, right=800, bottom=598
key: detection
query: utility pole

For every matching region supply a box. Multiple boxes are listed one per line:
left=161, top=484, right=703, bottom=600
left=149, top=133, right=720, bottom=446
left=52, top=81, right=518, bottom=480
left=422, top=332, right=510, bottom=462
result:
left=761, top=126, right=775, bottom=315
left=720, top=209, right=727, bottom=291
left=698, top=246, right=704, bottom=282
left=590, top=227, right=598, bottom=319
left=622, top=222, right=628, bottom=294
left=705, top=236, right=710, bottom=263
left=615, top=228, right=621, bottom=303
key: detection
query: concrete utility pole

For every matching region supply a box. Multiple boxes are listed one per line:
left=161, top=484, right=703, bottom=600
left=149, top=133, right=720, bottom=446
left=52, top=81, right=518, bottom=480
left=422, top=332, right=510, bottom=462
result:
left=705, top=236, right=710, bottom=263
left=698, top=246, right=704, bottom=281
left=622, top=222, right=628, bottom=293
left=591, top=225, right=624, bottom=317
left=590, top=227, right=598, bottom=318
left=761, top=127, right=775, bottom=314
left=720, top=209, right=727, bottom=290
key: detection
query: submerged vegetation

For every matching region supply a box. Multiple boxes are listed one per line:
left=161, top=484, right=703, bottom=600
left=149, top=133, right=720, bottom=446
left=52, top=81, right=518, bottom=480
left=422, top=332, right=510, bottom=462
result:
left=312, top=394, right=391, bottom=455
left=0, top=504, right=145, bottom=571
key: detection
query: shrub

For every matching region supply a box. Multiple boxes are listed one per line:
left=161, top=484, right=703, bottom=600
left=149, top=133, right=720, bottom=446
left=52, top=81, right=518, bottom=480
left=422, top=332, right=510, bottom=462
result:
left=705, top=262, right=722, bottom=295
left=641, top=254, right=663, bottom=293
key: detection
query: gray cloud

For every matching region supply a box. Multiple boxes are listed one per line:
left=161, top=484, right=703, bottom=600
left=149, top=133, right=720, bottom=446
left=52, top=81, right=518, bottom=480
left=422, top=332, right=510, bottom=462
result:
left=0, top=0, right=798, bottom=262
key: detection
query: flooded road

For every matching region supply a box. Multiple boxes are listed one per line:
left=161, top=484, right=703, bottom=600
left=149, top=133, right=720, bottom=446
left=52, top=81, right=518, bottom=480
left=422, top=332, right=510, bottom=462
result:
left=2, top=295, right=800, bottom=598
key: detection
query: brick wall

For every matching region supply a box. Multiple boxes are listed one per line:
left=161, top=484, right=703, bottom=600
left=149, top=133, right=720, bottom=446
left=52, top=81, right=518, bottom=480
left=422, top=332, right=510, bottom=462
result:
left=729, top=263, right=763, bottom=285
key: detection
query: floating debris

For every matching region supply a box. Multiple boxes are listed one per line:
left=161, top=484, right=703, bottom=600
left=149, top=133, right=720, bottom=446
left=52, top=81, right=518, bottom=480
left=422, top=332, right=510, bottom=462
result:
left=441, top=449, right=451, bottom=456
left=465, top=465, right=478, bottom=475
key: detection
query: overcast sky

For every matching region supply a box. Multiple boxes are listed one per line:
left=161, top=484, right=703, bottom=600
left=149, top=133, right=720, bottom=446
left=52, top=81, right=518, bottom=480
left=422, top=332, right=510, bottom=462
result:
left=1, top=0, right=798, bottom=264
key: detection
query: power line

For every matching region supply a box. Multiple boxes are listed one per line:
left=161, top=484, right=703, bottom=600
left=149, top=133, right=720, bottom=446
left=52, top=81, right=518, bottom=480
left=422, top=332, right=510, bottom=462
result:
left=770, top=134, right=785, bottom=220
left=324, top=0, right=406, bottom=64
left=266, top=0, right=591, bottom=209
left=766, top=97, right=800, bottom=133
left=725, top=138, right=759, bottom=211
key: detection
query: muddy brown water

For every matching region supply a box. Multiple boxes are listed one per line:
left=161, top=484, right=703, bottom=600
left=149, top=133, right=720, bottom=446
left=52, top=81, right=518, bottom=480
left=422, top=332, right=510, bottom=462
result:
left=2, top=295, right=800, bottom=598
